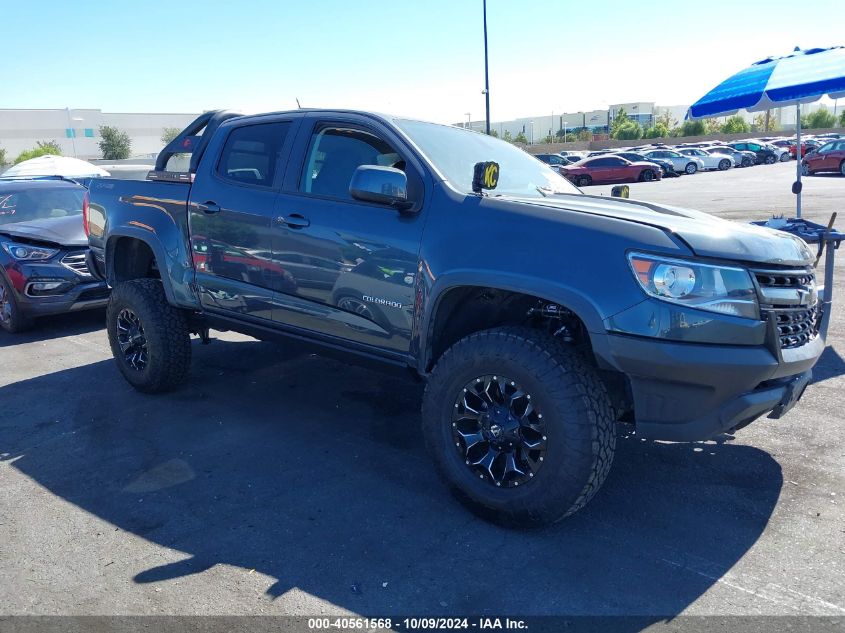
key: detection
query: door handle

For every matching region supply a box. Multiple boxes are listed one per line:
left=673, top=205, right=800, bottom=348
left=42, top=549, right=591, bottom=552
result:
left=196, top=201, right=222, bottom=214
left=275, top=213, right=310, bottom=229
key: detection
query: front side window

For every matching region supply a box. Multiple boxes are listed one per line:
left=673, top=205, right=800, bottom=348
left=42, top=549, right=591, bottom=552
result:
left=300, top=126, right=401, bottom=200
left=217, top=122, right=290, bottom=187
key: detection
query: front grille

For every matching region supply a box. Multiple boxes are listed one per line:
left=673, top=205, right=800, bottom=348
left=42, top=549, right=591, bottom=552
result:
left=752, top=268, right=821, bottom=349
left=61, top=251, right=91, bottom=276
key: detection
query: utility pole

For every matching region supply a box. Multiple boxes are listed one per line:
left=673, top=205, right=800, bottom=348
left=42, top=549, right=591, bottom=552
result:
left=482, top=0, right=491, bottom=135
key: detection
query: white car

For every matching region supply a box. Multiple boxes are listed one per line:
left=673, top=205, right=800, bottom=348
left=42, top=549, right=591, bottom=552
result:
left=678, top=148, right=734, bottom=171
left=642, top=149, right=705, bottom=175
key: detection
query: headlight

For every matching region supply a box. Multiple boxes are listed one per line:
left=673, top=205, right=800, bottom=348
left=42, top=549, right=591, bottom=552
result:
left=1, top=241, right=60, bottom=261
left=628, top=253, right=759, bottom=319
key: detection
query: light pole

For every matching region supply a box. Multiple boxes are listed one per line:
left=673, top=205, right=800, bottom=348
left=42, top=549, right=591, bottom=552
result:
left=482, top=0, right=490, bottom=135
left=65, top=107, right=82, bottom=158
left=465, top=112, right=471, bottom=129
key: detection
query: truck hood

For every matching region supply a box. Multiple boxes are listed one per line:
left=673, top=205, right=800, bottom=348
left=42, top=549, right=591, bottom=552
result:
left=0, top=214, right=87, bottom=247
left=511, top=193, right=814, bottom=267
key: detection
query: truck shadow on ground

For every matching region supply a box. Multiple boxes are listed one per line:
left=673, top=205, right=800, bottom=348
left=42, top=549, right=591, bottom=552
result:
left=0, top=337, right=783, bottom=620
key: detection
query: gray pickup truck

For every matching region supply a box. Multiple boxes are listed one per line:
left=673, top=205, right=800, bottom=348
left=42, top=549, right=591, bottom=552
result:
left=86, top=110, right=831, bottom=525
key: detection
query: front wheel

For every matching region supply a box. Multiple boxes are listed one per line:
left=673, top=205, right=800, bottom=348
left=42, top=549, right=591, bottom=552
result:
left=840, top=161, right=845, bottom=176
left=802, top=163, right=812, bottom=176
left=684, top=162, right=698, bottom=175
left=422, top=327, right=616, bottom=526
left=780, top=153, right=790, bottom=162
left=718, top=159, right=731, bottom=171
left=639, top=169, right=656, bottom=182
left=0, top=275, right=33, bottom=334
left=107, top=279, right=192, bottom=393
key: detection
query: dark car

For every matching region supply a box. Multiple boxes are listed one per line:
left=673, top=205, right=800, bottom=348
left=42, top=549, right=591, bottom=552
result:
left=729, top=141, right=778, bottom=165
left=613, top=151, right=679, bottom=177
left=0, top=179, right=108, bottom=332
left=802, top=139, right=845, bottom=176
left=561, top=155, right=663, bottom=186
left=534, top=153, right=569, bottom=167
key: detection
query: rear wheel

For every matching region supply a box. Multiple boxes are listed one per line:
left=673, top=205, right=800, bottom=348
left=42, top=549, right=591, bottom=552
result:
left=107, top=279, right=191, bottom=393
left=639, top=169, right=656, bottom=182
left=780, top=153, right=790, bottom=162
left=802, top=163, right=812, bottom=176
left=741, top=156, right=752, bottom=168
left=765, top=154, right=777, bottom=164
left=718, top=159, right=731, bottom=171
left=422, top=327, right=616, bottom=527
left=840, top=161, right=845, bottom=176
left=576, top=175, right=592, bottom=187
left=0, top=275, right=33, bottom=334
left=684, top=162, right=698, bottom=175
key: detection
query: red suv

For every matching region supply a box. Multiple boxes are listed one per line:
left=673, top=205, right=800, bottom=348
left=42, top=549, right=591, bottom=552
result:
left=802, top=140, right=845, bottom=176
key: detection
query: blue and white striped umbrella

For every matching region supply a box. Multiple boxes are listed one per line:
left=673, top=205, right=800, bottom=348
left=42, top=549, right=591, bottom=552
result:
left=687, top=46, right=845, bottom=217
left=687, top=46, right=845, bottom=118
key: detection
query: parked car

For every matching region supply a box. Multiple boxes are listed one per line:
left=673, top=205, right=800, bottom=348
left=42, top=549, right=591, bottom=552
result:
left=613, top=152, right=679, bottom=177
left=642, top=149, right=704, bottom=174
left=802, top=139, right=845, bottom=176
left=0, top=179, right=108, bottom=332
left=705, top=145, right=754, bottom=168
left=678, top=148, right=734, bottom=171
left=534, top=153, right=570, bottom=167
left=729, top=142, right=779, bottom=164
left=86, top=109, right=828, bottom=526
left=789, top=139, right=822, bottom=159
left=560, top=155, right=662, bottom=186
left=756, top=141, right=790, bottom=162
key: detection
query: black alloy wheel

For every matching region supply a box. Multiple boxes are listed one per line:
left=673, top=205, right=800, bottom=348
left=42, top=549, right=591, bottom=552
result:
left=640, top=169, right=655, bottom=182
left=452, top=374, right=547, bottom=488
left=116, top=308, right=149, bottom=371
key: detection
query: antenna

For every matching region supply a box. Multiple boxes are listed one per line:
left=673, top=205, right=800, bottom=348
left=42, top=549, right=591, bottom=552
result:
left=296, top=98, right=302, bottom=109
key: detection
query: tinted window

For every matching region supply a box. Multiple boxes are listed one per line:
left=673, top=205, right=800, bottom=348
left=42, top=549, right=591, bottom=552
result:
left=605, top=157, right=627, bottom=166
left=217, top=122, right=290, bottom=187
left=0, top=186, right=85, bottom=226
left=818, top=142, right=835, bottom=152
left=587, top=158, right=612, bottom=167
left=747, top=143, right=761, bottom=151
left=300, top=126, right=400, bottom=200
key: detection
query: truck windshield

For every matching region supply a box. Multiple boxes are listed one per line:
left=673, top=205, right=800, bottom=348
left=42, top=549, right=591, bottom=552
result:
left=394, top=119, right=580, bottom=198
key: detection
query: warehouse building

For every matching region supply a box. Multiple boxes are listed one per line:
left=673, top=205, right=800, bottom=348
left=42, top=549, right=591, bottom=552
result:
left=0, top=108, right=200, bottom=162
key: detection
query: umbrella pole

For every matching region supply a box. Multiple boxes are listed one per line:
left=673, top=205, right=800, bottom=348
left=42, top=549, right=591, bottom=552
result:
left=795, top=103, right=802, bottom=218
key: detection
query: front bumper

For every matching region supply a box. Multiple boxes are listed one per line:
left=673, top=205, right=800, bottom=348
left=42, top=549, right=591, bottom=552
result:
left=4, top=255, right=110, bottom=318
left=598, top=331, right=824, bottom=441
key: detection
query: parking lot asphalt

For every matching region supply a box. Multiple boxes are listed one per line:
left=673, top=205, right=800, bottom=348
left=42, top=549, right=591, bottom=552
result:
left=1, top=160, right=844, bottom=618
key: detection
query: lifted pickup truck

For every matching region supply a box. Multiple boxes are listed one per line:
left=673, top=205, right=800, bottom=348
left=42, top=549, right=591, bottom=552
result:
left=86, top=109, right=832, bottom=525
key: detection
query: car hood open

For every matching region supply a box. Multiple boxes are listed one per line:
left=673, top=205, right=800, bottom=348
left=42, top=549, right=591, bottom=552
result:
left=513, top=194, right=815, bottom=267
left=0, top=214, right=86, bottom=247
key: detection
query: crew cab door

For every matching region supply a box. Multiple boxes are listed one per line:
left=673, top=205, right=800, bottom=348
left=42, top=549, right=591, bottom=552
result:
left=269, top=114, right=428, bottom=357
left=188, top=117, right=298, bottom=320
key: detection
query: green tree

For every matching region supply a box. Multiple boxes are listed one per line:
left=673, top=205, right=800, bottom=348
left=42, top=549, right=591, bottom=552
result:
left=0, top=146, right=7, bottom=166
left=513, top=131, right=528, bottom=144
left=839, top=110, right=845, bottom=127
left=161, top=127, right=181, bottom=145
left=704, top=118, right=722, bottom=134
left=643, top=123, right=670, bottom=139
left=98, top=126, right=132, bottom=160
left=721, top=115, right=750, bottom=134
left=610, top=107, right=630, bottom=139
left=487, top=129, right=499, bottom=138
left=676, top=119, right=707, bottom=137
left=751, top=111, right=781, bottom=133
left=802, top=107, right=836, bottom=129
left=502, top=130, right=513, bottom=142
left=654, top=109, right=678, bottom=131
left=14, top=140, right=63, bottom=164
left=614, top=121, right=643, bottom=140
left=575, top=129, right=592, bottom=142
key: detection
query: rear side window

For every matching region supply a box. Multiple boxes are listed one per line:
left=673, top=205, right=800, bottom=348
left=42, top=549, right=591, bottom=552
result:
left=217, top=122, right=290, bottom=187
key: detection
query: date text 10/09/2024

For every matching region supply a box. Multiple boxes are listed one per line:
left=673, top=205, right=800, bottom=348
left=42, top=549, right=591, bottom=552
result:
left=307, top=618, right=529, bottom=630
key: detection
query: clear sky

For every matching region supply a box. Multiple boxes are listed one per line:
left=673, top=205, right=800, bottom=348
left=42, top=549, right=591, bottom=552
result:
left=3, top=0, right=843, bottom=123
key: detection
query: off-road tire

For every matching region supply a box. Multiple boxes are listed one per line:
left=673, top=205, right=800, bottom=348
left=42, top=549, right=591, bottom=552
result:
left=422, top=327, right=616, bottom=527
left=0, top=275, right=33, bottom=334
left=107, top=279, right=191, bottom=393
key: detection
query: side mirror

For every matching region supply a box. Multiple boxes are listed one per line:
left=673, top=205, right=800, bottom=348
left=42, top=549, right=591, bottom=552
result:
left=350, top=165, right=412, bottom=210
